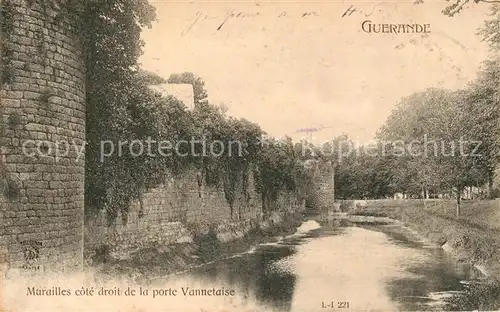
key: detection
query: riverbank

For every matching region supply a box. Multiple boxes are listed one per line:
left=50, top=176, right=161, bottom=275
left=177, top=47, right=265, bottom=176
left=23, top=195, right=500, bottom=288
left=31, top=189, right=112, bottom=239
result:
left=343, top=199, right=500, bottom=310
left=2, top=210, right=306, bottom=312
left=87, top=210, right=304, bottom=284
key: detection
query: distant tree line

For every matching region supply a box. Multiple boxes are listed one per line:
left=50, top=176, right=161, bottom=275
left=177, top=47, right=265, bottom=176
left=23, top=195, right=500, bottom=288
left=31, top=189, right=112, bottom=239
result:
left=318, top=4, right=500, bottom=217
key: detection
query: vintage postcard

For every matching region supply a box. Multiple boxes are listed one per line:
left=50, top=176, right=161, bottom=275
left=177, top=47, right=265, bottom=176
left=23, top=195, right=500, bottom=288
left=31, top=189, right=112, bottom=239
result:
left=1, top=0, right=500, bottom=311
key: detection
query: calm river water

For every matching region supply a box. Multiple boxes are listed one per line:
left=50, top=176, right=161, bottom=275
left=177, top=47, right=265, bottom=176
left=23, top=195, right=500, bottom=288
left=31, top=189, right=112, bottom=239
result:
left=170, top=220, right=485, bottom=312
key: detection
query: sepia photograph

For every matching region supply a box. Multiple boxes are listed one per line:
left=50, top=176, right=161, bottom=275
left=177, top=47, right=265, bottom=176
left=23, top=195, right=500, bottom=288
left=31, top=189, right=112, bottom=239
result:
left=1, top=0, right=500, bottom=311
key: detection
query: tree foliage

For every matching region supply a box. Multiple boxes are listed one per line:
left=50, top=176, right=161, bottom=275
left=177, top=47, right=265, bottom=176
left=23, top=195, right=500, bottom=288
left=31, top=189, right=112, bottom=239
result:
left=12, top=0, right=497, bottom=223
left=79, top=0, right=310, bottom=223
left=331, top=62, right=500, bottom=214
left=323, top=8, right=500, bottom=212
left=415, top=0, right=500, bottom=18
left=478, top=4, right=500, bottom=49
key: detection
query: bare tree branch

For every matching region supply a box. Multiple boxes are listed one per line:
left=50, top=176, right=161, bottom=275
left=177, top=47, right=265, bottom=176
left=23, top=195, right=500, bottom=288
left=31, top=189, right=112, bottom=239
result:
left=414, top=0, right=500, bottom=16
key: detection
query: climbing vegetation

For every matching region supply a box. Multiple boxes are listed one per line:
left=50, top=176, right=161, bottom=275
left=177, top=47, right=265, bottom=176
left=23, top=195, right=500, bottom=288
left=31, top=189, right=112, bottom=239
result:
left=0, top=0, right=312, bottom=224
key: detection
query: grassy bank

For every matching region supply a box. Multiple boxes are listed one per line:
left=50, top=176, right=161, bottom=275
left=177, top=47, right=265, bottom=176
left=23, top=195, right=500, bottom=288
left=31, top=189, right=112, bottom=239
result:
left=350, top=199, right=500, bottom=310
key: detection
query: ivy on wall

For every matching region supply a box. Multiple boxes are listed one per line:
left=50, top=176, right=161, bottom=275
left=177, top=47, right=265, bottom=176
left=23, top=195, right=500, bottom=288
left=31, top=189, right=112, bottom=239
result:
left=1, top=0, right=312, bottom=224
left=0, top=155, right=20, bottom=201
left=1, top=0, right=15, bottom=87
left=1, top=0, right=17, bottom=201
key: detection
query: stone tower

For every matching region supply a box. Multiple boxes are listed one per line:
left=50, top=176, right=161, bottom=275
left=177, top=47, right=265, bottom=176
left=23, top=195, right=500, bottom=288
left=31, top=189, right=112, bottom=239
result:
left=303, top=159, right=335, bottom=215
left=0, top=0, right=86, bottom=273
left=315, top=160, right=335, bottom=213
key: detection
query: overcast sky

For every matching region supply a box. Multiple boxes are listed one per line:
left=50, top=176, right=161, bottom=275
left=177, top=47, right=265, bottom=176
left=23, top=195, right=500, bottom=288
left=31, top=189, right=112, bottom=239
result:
left=140, top=0, right=492, bottom=144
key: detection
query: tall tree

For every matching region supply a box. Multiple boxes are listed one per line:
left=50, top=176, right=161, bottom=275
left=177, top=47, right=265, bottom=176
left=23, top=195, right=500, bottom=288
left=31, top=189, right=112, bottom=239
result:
left=478, top=3, right=500, bottom=48
left=462, top=57, right=500, bottom=196
left=378, top=88, right=481, bottom=215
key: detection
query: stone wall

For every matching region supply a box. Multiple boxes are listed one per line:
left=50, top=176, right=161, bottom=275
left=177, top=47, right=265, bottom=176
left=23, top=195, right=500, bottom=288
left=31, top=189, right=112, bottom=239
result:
left=0, top=0, right=86, bottom=273
left=84, top=169, right=303, bottom=259
left=306, top=161, right=335, bottom=214
left=0, top=1, right=308, bottom=273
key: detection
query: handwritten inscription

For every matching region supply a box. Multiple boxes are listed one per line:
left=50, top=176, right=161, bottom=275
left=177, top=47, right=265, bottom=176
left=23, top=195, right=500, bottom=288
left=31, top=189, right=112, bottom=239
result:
left=180, top=5, right=410, bottom=36
left=341, top=4, right=380, bottom=18
left=182, top=10, right=321, bottom=36
left=216, top=11, right=260, bottom=31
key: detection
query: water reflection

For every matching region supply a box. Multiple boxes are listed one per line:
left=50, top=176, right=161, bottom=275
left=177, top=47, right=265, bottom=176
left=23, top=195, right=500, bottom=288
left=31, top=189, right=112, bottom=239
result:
left=188, top=244, right=297, bottom=311
left=174, top=221, right=481, bottom=311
